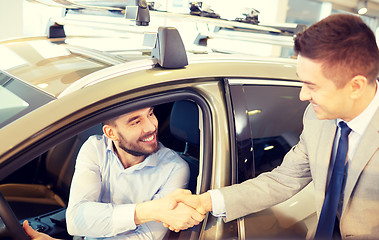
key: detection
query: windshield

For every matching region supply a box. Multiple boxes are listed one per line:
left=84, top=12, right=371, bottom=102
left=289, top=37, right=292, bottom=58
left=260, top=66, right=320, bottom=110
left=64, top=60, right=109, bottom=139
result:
left=0, top=70, right=54, bottom=129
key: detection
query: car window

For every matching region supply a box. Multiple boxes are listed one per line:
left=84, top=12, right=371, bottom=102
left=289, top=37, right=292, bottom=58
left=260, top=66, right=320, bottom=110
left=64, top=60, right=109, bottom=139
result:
left=229, top=81, right=308, bottom=182
left=0, top=70, right=54, bottom=128
left=244, top=85, right=307, bottom=176
left=0, top=86, right=29, bottom=124
left=0, top=95, right=210, bottom=239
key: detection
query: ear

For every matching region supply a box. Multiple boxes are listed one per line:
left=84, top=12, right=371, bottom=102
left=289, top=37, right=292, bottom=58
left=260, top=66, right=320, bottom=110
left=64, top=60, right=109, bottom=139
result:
left=103, top=124, right=118, bottom=141
left=349, top=75, right=368, bottom=99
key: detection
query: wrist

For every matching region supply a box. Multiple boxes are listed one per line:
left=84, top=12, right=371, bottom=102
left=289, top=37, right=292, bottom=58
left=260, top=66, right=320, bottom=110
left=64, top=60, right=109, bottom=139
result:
left=135, top=201, right=157, bottom=225
left=199, top=192, right=212, bottom=212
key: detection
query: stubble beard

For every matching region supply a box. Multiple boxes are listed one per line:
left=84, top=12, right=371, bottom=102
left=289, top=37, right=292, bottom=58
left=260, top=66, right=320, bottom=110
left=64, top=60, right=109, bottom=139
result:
left=118, top=132, right=159, bottom=157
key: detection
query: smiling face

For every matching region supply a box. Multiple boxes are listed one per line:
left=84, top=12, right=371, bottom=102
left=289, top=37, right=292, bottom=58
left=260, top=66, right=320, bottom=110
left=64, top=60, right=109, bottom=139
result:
left=105, top=107, right=159, bottom=158
left=296, top=55, right=354, bottom=121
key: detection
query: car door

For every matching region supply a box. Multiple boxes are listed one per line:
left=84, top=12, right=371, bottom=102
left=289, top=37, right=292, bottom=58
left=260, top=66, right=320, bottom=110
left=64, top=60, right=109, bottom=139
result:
left=0, top=78, right=217, bottom=239
left=227, top=78, right=317, bottom=239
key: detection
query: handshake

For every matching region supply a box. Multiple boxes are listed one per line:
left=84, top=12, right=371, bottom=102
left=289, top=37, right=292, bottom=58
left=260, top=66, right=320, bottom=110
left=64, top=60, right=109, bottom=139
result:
left=137, top=189, right=213, bottom=232
left=22, top=189, right=214, bottom=240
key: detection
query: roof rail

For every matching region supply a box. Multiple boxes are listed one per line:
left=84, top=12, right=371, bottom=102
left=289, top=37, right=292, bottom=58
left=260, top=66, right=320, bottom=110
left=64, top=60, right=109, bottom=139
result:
left=151, top=27, right=188, bottom=69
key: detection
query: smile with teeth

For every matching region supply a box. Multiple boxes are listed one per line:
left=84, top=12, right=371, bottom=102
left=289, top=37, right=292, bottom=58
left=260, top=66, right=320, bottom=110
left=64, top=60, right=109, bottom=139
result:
left=141, top=134, right=155, bottom=142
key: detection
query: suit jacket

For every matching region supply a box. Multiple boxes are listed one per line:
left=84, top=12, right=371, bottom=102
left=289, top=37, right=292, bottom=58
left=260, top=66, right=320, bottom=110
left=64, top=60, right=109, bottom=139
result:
left=219, top=105, right=379, bottom=239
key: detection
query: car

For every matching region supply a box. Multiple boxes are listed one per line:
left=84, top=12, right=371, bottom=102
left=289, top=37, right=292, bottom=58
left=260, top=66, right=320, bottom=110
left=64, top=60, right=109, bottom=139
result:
left=0, top=23, right=316, bottom=240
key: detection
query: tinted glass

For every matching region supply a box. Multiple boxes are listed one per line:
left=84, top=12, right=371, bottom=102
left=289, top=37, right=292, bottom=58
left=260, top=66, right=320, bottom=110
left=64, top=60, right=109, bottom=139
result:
left=0, top=70, right=54, bottom=128
left=0, top=86, right=29, bottom=125
left=230, top=83, right=308, bottom=181
left=244, top=85, right=307, bottom=175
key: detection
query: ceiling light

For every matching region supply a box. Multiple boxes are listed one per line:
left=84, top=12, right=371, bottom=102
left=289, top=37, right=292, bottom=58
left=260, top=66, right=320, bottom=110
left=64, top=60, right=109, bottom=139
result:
left=358, top=0, right=368, bottom=15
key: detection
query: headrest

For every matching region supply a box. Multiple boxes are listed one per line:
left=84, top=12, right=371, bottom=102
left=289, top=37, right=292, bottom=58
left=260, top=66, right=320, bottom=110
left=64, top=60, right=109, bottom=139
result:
left=170, top=100, right=200, bottom=146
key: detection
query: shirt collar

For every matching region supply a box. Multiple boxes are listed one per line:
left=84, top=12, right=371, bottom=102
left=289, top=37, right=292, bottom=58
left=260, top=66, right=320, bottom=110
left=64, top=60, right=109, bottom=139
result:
left=337, top=80, right=379, bottom=135
left=105, top=136, right=161, bottom=172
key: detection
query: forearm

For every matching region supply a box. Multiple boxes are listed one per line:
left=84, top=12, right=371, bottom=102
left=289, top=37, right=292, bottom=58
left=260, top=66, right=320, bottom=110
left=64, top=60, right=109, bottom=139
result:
left=220, top=163, right=312, bottom=222
left=135, top=200, right=159, bottom=224
left=66, top=201, right=137, bottom=237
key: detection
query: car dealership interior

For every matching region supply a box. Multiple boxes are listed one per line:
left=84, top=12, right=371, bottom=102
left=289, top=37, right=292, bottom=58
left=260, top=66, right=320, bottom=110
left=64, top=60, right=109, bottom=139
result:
left=0, top=0, right=378, bottom=240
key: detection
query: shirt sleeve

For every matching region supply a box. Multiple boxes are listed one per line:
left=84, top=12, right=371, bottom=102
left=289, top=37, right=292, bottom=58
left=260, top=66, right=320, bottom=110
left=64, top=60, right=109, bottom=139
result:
left=66, top=137, right=137, bottom=238
left=138, top=152, right=190, bottom=240
left=208, top=189, right=226, bottom=217
left=152, top=153, right=190, bottom=200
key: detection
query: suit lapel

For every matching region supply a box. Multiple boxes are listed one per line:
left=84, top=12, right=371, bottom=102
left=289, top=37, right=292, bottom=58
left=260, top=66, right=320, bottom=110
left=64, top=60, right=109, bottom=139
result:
left=315, top=120, right=337, bottom=196
left=343, top=108, right=379, bottom=211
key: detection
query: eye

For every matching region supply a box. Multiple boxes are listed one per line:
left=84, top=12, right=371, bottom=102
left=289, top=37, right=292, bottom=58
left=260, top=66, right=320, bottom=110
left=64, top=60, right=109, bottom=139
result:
left=308, top=85, right=316, bottom=91
left=131, top=120, right=140, bottom=126
left=304, top=83, right=316, bottom=91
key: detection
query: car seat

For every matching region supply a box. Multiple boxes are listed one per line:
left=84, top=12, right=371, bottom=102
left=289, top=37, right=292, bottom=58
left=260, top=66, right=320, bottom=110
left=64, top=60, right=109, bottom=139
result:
left=0, top=125, right=103, bottom=219
left=169, top=100, right=200, bottom=194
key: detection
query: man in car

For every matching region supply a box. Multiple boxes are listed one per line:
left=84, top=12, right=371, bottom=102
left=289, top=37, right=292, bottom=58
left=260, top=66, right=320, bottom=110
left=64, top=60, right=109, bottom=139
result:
left=169, top=14, right=379, bottom=239
left=65, top=107, right=204, bottom=239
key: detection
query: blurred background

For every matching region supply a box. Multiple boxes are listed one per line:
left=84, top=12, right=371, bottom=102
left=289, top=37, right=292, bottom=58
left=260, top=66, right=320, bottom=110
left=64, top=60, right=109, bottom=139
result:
left=1, top=0, right=378, bottom=40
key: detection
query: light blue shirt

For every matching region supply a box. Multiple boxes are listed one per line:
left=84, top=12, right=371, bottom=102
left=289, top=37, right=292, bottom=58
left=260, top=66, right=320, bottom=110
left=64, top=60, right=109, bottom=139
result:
left=66, top=135, right=189, bottom=239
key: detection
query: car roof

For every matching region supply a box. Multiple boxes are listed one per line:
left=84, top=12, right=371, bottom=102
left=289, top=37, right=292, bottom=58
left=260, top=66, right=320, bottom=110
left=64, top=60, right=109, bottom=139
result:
left=0, top=36, right=152, bottom=97
left=0, top=33, right=299, bottom=98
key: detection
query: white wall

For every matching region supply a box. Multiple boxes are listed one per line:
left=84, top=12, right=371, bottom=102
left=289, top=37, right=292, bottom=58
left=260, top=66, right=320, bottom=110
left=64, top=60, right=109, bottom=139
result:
left=0, top=0, right=23, bottom=40
left=0, top=0, right=63, bottom=41
left=22, top=1, right=63, bottom=37
left=206, top=0, right=288, bottom=23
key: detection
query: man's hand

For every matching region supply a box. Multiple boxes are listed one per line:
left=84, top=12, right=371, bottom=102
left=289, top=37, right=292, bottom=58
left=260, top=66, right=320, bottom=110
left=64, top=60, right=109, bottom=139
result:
left=162, top=189, right=213, bottom=231
left=134, top=190, right=206, bottom=232
left=158, top=202, right=204, bottom=232
left=23, top=220, right=58, bottom=240
left=168, top=189, right=213, bottom=215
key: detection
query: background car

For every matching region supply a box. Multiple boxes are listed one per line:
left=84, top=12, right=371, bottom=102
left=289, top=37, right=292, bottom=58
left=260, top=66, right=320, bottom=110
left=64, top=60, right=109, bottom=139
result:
left=0, top=23, right=315, bottom=240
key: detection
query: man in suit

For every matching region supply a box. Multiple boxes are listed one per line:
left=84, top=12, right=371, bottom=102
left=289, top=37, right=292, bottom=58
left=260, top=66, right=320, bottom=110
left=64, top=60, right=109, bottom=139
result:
left=168, top=14, right=379, bottom=239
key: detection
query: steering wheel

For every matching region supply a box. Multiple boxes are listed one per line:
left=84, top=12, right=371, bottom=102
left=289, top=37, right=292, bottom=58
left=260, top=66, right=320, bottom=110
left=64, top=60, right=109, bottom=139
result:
left=0, top=192, right=30, bottom=239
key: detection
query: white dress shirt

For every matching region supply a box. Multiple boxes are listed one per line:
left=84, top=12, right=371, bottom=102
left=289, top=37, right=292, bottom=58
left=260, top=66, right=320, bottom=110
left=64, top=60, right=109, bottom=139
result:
left=335, top=81, right=379, bottom=165
left=210, top=81, right=379, bottom=218
left=66, top=135, right=189, bottom=239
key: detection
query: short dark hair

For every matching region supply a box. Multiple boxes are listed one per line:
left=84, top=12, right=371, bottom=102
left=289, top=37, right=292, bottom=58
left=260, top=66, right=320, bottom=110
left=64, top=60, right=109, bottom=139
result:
left=102, top=116, right=119, bottom=127
left=294, top=14, right=379, bottom=88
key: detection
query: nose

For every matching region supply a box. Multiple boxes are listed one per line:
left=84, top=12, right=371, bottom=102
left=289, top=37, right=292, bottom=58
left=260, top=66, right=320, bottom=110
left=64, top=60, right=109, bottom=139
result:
left=142, top=118, right=157, bottom=133
left=299, top=85, right=311, bottom=102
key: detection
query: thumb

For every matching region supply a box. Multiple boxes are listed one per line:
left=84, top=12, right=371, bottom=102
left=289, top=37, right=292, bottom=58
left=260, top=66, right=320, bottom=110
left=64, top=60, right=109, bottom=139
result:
left=168, top=197, right=179, bottom=210
left=23, top=220, right=38, bottom=238
left=167, top=189, right=191, bottom=209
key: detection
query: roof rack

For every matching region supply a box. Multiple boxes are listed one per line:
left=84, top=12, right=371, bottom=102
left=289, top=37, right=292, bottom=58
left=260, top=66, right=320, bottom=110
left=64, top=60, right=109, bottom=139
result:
left=43, top=0, right=151, bottom=38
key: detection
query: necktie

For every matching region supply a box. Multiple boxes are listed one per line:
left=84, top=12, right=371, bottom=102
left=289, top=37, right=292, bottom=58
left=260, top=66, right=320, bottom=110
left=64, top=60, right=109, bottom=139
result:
left=315, top=121, right=352, bottom=239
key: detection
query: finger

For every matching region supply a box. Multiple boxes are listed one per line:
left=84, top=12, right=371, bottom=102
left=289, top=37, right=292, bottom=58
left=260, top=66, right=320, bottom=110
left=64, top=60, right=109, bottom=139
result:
left=169, top=226, right=176, bottom=231
left=23, top=220, right=38, bottom=238
left=169, top=189, right=193, bottom=209
left=191, top=210, right=205, bottom=222
left=168, top=198, right=179, bottom=210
